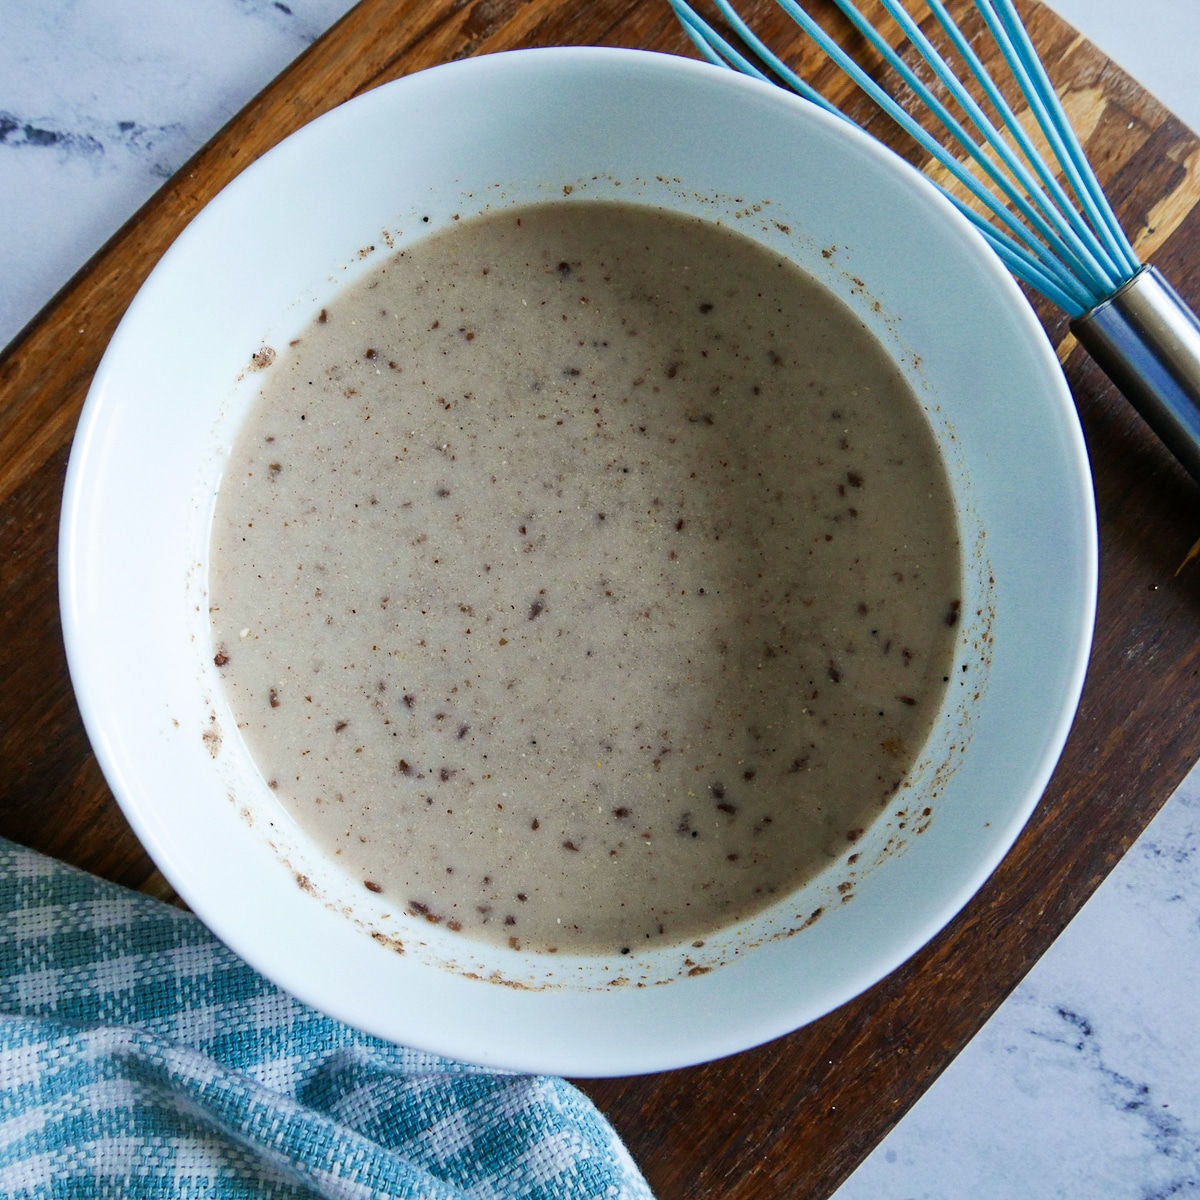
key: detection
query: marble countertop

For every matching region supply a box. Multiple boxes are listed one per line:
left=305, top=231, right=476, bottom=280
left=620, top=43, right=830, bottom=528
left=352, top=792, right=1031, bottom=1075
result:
left=3, top=1, right=1198, bottom=1194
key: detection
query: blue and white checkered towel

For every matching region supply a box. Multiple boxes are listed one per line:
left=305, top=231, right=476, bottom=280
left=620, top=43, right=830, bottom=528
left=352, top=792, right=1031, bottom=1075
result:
left=0, top=838, right=653, bottom=1199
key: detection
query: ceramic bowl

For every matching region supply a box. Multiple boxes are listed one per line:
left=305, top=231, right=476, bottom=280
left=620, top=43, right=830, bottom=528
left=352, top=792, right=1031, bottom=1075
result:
left=60, top=47, right=1096, bottom=1076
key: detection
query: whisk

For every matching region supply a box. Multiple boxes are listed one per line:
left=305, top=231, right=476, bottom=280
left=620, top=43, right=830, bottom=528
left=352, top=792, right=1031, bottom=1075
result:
left=669, top=0, right=1200, bottom=485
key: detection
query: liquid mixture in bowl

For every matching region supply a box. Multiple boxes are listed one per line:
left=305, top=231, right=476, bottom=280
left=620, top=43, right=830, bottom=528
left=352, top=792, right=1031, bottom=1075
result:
left=209, top=201, right=960, bottom=954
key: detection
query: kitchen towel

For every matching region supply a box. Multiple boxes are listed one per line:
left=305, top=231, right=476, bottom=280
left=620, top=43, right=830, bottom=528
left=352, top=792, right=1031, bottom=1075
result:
left=0, top=837, right=652, bottom=1199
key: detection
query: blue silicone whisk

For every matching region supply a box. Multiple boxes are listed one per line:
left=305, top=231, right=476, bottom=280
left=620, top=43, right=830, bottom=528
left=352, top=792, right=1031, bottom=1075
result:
left=670, top=0, right=1200, bottom=486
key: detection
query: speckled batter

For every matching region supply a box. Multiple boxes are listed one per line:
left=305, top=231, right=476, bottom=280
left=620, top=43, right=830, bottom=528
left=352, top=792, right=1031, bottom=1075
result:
left=210, top=201, right=960, bottom=954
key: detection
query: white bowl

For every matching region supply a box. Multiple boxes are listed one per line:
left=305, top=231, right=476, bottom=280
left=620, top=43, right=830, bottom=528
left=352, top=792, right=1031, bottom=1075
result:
left=60, top=47, right=1096, bottom=1076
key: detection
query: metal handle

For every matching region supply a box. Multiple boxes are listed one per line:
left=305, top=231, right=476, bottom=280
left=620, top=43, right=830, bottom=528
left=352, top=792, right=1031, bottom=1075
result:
left=1071, top=265, right=1200, bottom=486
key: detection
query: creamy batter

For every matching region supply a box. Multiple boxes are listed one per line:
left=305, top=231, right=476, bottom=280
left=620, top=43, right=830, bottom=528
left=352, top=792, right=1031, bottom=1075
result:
left=210, top=201, right=960, bottom=954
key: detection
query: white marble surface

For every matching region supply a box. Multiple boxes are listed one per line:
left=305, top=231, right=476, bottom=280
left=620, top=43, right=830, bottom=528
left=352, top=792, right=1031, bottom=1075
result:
left=1049, top=0, right=1200, bottom=136
left=834, top=770, right=1200, bottom=1200
left=3, top=1, right=1199, bottom=1195
left=0, top=0, right=354, bottom=347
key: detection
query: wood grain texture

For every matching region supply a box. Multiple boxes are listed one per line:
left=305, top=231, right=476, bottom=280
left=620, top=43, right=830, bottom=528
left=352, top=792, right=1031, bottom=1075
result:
left=3, top=1, right=1200, bottom=1197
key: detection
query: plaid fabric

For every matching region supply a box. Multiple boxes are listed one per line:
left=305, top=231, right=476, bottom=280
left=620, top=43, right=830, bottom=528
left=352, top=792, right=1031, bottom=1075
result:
left=0, top=838, right=652, bottom=1199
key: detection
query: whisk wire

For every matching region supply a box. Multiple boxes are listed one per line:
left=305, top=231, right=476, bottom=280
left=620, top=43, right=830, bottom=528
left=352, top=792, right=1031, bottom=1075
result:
left=669, top=0, right=1148, bottom=313
left=677, top=8, right=772, bottom=77
left=676, top=0, right=1101, bottom=309
left=749, top=0, right=1097, bottom=307
left=676, top=0, right=841, bottom=116
left=873, top=0, right=1129, bottom=292
left=978, top=0, right=1139, bottom=278
left=676, top=0, right=1097, bottom=310
left=949, top=208, right=1090, bottom=310
left=827, top=0, right=1119, bottom=298
left=919, top=0, right=1122, bottom=284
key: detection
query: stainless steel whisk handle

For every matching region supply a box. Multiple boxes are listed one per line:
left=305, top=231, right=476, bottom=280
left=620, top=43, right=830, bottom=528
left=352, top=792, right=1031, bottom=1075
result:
left=1072, top=266, right=1200, bottom=486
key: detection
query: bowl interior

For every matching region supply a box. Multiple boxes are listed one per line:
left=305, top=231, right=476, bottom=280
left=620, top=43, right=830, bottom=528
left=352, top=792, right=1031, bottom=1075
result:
left=61, top=47, right=1096, bottom=1075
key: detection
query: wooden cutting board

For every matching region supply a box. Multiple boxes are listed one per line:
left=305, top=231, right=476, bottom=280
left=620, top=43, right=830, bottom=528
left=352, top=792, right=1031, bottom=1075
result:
left=3, top=1, right=1200, bottom=1196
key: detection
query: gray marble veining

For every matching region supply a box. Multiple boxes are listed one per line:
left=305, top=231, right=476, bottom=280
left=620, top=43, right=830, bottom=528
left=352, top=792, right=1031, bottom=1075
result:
left=834, top=775, right=1200, bottom=1198
left=0, top=0, right=355, bottom=346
